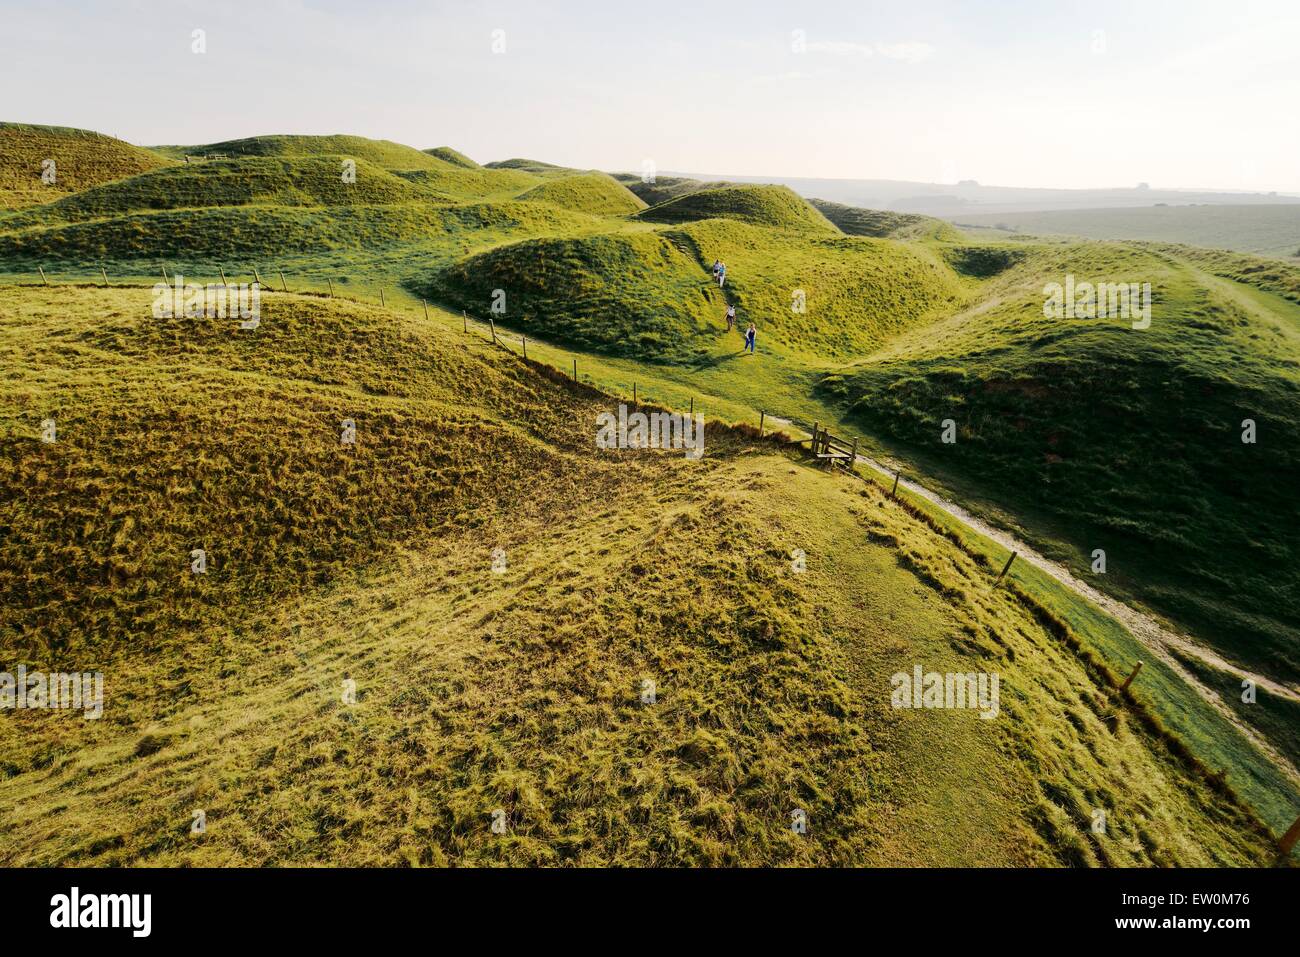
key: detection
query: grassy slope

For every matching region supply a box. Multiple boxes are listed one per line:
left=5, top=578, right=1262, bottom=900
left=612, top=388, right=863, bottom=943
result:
left=151, top=134, right=451, bottom=172
left=821, top=241, right=1300, bottom=685
left=423, top=146, right=480, bottom=169
left=809, top=197, right=962, bottom=241
left=955, top=204, right=1300, bottom=259
left=425, top=230, right=724, bottom=362
left=0, top=123, right=174, bottom=210
left=637, top=184, right=840, bottom=234
left=0, top=285, right=1278, bottom=865
left=0, top=157, right=435, bottom=228
left=518, top=172, right=647, bottom=216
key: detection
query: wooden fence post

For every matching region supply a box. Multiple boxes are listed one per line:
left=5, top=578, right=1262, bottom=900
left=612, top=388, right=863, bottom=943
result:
left=101, top=266, right=109, bottom=287
left=421, top=299, right=428, bottom=319
left=759, top=411, right=765, bottom=437
left=38, top=266, right=49, bottom=286
left=689, top=396, right=694, bottom=415
left=812, top=422, right=819, bottom=452
left=522, top=336, right=527, bottom=360
left=994, top=551, right=1017, bottom=586
left=573, top=358, right=578, bottom=382
left=1119, top=661, right=1144, bottom=692
left=161, top=263, right=169, bottom=282
left=891, top=470, right=900, bottom=499
left=220, top=267, right=229, bottom=286
left=633, top=382, right=637, bottom=403
left=328, top=278, right=335, bottom=298
left=462, top=310, right=467, bottom=333
left=278, top=269, right=288, bottom=292
left=1279, top=814, right=1300, bottom=856
left=850, top=437, right=858, bottom=462
left=487, top=315, right=497, bottom=344
left=379, top=287, right=385, bottom=307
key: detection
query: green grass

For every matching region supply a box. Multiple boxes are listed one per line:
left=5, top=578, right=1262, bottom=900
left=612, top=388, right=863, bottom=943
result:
left=150, top=134, right=452, bottom=172
left=637, top=184, right=840, bottom=234
left=0, top=122, right=174, bottom=210
left=820, top=240, right=1300, bottom=685
left=424, top=230, right=723, bottom=362
left=517, top=172, right=647, bottom=216
left=809, top=198, right=962, bottom=241
left=0, top=284, right=1282, bottom=865
left=4, top=126, right=1299, bottom=858
left=423, top=146, right=480, bottom=169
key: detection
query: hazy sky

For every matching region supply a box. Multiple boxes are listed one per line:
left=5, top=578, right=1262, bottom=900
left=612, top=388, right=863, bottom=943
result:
left=3, top=0, right=1297, bottom=191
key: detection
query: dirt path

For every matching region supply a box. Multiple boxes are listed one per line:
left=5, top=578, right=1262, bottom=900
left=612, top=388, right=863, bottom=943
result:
left=852, top=451, right=1300, bottom=788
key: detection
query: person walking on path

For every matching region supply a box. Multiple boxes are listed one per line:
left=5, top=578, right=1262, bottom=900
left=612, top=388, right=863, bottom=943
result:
left=718, top=263, right=727, bottom=288
left=711, top=259, right=721, bottom=280
left=744, top=322, right=756, bottom=354
left=724, top=304, right=736, bottom=331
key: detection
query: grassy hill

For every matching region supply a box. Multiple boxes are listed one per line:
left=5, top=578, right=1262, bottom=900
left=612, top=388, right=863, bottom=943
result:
left=955, top=204, right=1300, bottom=259
left=820, top=240, right=1300, bottom=686
left=612, top=173, right=732, bottom=207
left=0, top=157, right=434, bottom=228
left=426, top=231, right=722, bottom=361
left=484, top=157, right=578, bottom=177
left=151, top=134, right=451, bottom=172
left=810, top=198, right=962, bottom=241
left=637, top=184, right=840, bottom=234
left=423, top=146, right=480, bottom=169
left=672, top=220, right=968, bottom=358
left=0, top=199, right=602, bottom=267
left=518, top=172, right=647, bottom=216
left=0, top=122, right=174, bottom=210
left=0, top=284, right=1283, bottom=865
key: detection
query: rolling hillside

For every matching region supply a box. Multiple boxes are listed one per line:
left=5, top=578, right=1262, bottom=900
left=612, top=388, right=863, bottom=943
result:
left=151, top=134, right=452, bottom=172
left=0, top=122, right=173, bottom=209
left=0, top=284, right=1281, bottom=866
left=637, top=184, right=840, bottom=234
left=518, top=172, right=647, bottom=216
left=821, top=240, right=1300, bottom=688
left=2, top=126, right=1298, bottom=857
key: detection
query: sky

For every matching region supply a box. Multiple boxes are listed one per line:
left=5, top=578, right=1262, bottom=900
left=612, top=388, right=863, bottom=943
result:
left=2, top=0, right=1298, bottom=191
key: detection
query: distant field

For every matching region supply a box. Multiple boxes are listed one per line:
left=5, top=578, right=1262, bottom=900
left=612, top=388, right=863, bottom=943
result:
left=954, top=204, right=1300, bottom=258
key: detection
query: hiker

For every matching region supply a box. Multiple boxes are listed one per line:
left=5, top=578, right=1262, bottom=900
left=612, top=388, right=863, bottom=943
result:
left=744, top=322, right=756, bottom=354
left=724, top=304, right=736, bottom=330
left=711, top=259, right=721, bottom=279
left=718, top=263, right=727, bottom=288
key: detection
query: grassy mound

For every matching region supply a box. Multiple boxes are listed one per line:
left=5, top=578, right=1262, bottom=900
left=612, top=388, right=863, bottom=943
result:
left=672, top=220, right=967, bottom=359
left=0, top=157, right=433, bottom=228
left=151, top=134, right=450, bottom=172
left=0, top=200, right=601, bottom=266
left=0, top=285, right=1279, bottom=865
left=809, top=198, right=962, bottom=241
left=484, top=157, right=577, bottom=177
left=427, top=231, right=723, bottom=361
left=821, top=241, right=1300, bottom=685
left=423, top=146, right=480, bottom=169
left=0, top=123, right=173, bottom=210
left=518, top=172, right=647, bottom=216
left=612, top=174, right=732, bottom=207
left=638, top=184, right=840, bottom=234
